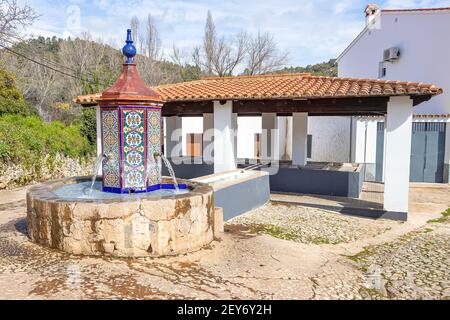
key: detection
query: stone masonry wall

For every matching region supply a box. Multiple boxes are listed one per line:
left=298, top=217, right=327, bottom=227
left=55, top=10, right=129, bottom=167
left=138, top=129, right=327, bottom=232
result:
left=0, top=154, right=93, bottom=190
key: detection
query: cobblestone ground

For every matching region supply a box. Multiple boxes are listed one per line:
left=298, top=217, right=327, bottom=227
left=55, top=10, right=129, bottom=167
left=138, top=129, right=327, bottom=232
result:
left=228, top=202, right=395, bottom=244
left=0, top=188, right=448, bottom=300
left=350, top=217, right=450, bottom=300
left=0, top=195, right=330, bottom=300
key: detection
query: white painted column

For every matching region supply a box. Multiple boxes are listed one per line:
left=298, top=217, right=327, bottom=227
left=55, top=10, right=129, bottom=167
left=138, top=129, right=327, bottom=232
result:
left=261, top=113, right=280, bottom=160
left=292, top=113, right=308, bottom=166
left=214, top=101, right=237, bottom=173
left=350, top=117, right=357, bottom=163
left=354, top=119, right=379, bottom=180
left=445, top=122, right=450, bottom=183
left=96, top=106, right=102, bottom=174
left=203, top=113, right=214, bottom=164
left=96, top=106, right=102, bottom=157
left=285, top=117, right=293, bottom=160
left=383, top=96, right=413, bottom=215
left=278, top=116, right=292, bottom=160
left=165, top=116, right=182, bottom=159
left=382, top=117, right=387, bottom=183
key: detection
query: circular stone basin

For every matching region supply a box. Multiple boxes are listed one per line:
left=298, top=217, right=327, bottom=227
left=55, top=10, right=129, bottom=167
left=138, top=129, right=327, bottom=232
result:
left=26, top=177, right=215, bottom=258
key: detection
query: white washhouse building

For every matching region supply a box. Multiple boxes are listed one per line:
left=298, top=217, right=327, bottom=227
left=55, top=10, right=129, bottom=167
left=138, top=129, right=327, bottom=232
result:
left=178, top=4, right=450, bottom=183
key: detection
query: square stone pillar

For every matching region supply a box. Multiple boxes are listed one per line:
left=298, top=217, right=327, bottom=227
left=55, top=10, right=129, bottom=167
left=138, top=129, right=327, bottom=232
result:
left=445, top=122, right=450, bottom=183
left=383, top=96, right=413, bottom=219
left=214, top=101, right=237, bottom=173
left=203, top=113, right=214, bottom=164
left=292, top=113, right=308, bottom=166
left=261, top=113, right=280, bottom=160
left=165, top=116, right=182, bottom=159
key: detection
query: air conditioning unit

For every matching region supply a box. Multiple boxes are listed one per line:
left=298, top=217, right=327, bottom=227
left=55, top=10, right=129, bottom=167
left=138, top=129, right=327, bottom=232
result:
left=383, top=47, right=401, bottom=62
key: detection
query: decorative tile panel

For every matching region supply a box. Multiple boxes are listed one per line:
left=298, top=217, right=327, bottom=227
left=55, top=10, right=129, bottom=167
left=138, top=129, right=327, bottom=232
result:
left=147, top=109, right=161, bottom=187
left=122, top=109, right=146, bottom=190
left=101, top=109, right=120, bottom=188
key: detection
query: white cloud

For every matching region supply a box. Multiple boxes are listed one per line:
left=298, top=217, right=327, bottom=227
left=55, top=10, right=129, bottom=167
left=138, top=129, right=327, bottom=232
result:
left=17, top=0, right=450, bottom=67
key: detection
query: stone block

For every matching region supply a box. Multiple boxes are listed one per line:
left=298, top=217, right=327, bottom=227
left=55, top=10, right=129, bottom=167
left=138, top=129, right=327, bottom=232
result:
left=213, top=207, right=224, bottom=239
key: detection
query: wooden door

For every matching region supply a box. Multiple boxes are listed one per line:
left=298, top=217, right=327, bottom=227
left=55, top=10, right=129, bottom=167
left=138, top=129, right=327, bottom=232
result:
left=186, top=133, right=203, bottom=157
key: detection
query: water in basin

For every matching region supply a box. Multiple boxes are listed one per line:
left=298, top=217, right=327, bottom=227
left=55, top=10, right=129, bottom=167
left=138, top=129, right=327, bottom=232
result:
left=53, top=181, right=190, bottom=200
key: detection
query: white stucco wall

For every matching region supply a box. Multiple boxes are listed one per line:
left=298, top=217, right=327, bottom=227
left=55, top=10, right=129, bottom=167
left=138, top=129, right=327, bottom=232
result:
left=180, top=115, right=262, bottom=159
left=354, top=119, right=379, bottom=164
left=338, top=10, right=450, bottom=115
left=308, top=117, right=352, bottom=163
left=237, top=117, right=261, bottom=159
left=181, top=117, right=203, bottom=156
left=180, top=114, right=352, bottom=163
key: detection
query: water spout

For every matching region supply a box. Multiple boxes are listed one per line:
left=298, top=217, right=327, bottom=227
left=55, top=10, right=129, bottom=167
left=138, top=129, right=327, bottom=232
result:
left=154, top=153, right=179, bottom=193
left=89, top=154, right=107, bottom=194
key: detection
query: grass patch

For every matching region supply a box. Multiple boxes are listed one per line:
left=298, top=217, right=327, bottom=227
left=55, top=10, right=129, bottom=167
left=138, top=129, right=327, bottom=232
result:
left=346, top=246, right=374, bottom=264
left=359, top=287, right=386, bottom=300
left=250, top=224, right=299, bottom=241
left=427, top=209, right=450, bottom=224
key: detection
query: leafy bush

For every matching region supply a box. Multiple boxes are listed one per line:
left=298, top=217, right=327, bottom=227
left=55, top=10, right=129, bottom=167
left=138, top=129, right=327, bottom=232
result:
left=0, top=115, right=94, bottom=170
left=80, top=106, right=97, bottom=145
left=0, top=68, right=31, bottom=116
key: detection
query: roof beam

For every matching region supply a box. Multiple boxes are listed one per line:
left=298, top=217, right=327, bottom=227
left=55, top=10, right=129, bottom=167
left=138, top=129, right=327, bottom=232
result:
left=233, top=97, right=389, bottom=115
left=153, top=95, right=434, bottom=117
left=162, top=101, right=213, bottom=116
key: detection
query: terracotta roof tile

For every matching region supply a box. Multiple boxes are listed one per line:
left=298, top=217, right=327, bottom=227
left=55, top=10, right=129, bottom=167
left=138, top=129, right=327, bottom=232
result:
left=75, top=73, right=443, bottom=105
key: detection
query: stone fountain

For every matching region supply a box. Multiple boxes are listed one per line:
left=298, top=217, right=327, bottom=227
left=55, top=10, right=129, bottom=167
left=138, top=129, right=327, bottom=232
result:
left=26, top=30, right=217, bottom=258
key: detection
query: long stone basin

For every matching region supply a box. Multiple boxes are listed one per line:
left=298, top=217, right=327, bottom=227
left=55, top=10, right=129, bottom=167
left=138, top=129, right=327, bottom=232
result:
left=26, top=176, right=215, bottom=258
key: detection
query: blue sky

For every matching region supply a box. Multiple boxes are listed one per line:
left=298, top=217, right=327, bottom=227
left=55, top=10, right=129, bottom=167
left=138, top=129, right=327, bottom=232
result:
left=18, top=0, right=450, bottom=66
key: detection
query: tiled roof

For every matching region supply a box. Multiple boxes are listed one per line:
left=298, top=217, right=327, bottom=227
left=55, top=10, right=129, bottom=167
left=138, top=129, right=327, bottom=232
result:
left=75, top=73, right=442, bottom=105
left=382, top=7, right=450, bottom=13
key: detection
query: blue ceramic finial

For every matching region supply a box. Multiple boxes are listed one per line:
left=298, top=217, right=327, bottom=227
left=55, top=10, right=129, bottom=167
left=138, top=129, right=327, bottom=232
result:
left=122, top=29, right=137, bottom=64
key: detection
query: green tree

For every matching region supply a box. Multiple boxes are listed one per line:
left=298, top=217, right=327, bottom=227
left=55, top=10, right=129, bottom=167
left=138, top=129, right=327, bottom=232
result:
left=0, top=68, right=31, bottom=116
left=273, top=59, right=337, bottom=77
left=80, top=106, right=97, bottom=145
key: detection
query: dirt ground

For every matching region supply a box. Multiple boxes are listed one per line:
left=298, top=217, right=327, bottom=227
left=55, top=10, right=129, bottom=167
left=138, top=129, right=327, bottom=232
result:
left=0, top=183, right=448, bottom=300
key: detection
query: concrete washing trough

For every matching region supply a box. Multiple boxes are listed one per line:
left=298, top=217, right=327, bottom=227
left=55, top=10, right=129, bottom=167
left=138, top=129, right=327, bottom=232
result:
left=26, top=177, right=220, bottom=258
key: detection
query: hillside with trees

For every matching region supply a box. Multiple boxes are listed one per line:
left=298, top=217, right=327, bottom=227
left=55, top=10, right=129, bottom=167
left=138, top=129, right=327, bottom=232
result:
left=273, top=59, right=338, bottom=77
left=0, top=0, right=337, bottom=187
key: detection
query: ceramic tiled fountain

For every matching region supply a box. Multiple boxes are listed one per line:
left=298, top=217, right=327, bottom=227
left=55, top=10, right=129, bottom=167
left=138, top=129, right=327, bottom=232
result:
left=26, top=30, right=219, bottom=258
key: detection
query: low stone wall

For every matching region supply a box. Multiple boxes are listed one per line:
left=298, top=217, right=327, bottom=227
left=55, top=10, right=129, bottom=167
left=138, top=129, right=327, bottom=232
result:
left=26, top=177, right=216, bottom=258
left=0, top=154, right=93, bottom=190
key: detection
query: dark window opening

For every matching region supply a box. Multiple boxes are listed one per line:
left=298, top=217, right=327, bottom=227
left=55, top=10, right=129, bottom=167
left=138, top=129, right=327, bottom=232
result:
left=307, top=135, right=312, bottom=159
